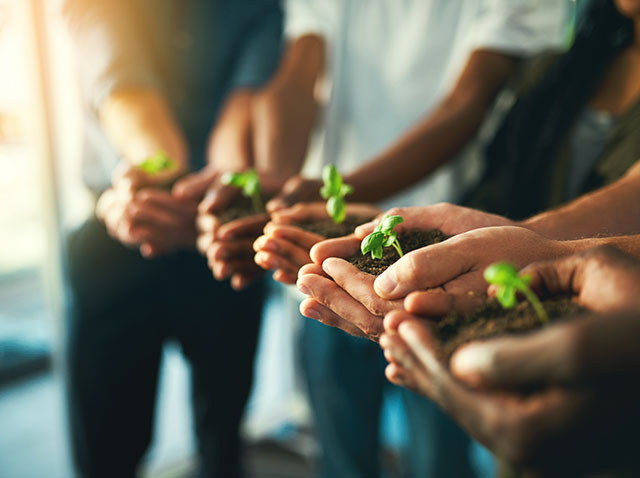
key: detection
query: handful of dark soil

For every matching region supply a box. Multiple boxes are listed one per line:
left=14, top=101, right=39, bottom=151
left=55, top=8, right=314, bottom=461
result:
left=349, top=229, right=449, bottom=276
left=295, top=215, right=375, bottom=239
left=435, top=296, right=585, bottom=363
left=217, top=194, right=270, bottom=225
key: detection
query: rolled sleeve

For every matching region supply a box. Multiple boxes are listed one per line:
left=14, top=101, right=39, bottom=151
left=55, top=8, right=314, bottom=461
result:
left=470, top=0, right=570, bottom=56
left=62, top=0, right=161, bottom=111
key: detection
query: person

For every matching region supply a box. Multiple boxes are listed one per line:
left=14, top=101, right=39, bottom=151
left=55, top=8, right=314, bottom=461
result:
left=61, top=1, right=282, bottom=476
left=217, top=1, right=570, bottom=476
left=380, top=245, right=640, bottom=476
left=295, top=0, right=640, bottom=339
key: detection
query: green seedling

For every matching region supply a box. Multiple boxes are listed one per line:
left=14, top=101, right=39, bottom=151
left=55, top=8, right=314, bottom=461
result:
left=320, top=164, right=353, bottom=224
left=138, top=151, right=176, bottom=175
left=221, top=169, right=263, bottom=213
left=360, top=214, right=404, bottom=260
left=483, top=261, right=549, bottom=324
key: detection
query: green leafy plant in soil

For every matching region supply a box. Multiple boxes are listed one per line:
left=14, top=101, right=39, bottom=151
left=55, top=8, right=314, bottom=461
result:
left=138, top=151, right=176, bottom=174
left=361, top=214, right=405, bottom=259
left=320, top=164, right=353, bottom=224
left=222, top=169, right=264, bottom=214
left=484, top=261, right=549, bottom=324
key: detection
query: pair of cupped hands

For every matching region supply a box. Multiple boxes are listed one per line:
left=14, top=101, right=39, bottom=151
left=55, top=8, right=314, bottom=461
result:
left=263, top=201, right=640, bottom=473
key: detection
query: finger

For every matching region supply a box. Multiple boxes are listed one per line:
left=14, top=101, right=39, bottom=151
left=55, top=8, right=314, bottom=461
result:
left=353, top=207, right=413, bottom=239
left=273, top=269, right=297, bottom=285
left=263, top=223, right=324, bottom=250
left=217, top=214, right=269, bottom=240
left=322, top=257, right=402, bottom=316
left=136, top=189, right=198, bottom=215
left=209, top=257, right=260, bottom=281
left=309, top=236, right=361, bottom=264
left=230, top=270, right=263, bottom=291
left=374, top=238, right=472, bottom=299
left=254, top=234, right=313, bottom=267
left=380, top=332, right=415, bottom=369
left=385, top=363, right=414, bottom=389
left=383, top=309, right=420, bottom=334
left=207, top=239, right=256, bottom=261
left=397, top=319, right=445, bottom=380
left=196, top=213, right=219, bottom=235
left=298, top=263, right=328, bottom=280
left=198, top=184, right=239, bottom=214
left=172, top=168, right=217, bottom=199
left=450, top=324, right=576, bottom=389
left=405, top=287, right=484, bottom=317
left=266, top=176, right=320, bottom=213
left=127, top=201, right=186, bottom=229
left=270, top=202, right=328, bottom=224
left=296, top=273, right=384, bottom=340
left=254, top=251, right=300, bottom=278
left=299, top=298, right=368, bottom=339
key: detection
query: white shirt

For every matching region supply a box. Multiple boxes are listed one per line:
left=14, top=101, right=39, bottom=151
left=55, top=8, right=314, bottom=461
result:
left=286, top=0, right=570, bottom=208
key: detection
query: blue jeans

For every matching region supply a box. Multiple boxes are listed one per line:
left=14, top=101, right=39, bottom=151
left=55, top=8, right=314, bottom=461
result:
left=301, top=318, right=475, bottom=478
left=64, top=217, right=264, bottom=478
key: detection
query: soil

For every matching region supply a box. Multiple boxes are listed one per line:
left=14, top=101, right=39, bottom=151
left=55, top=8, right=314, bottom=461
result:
left=217, top=195, right=269, bottom=224
left=348, top=229, right=450, bottom=276
left=294, top=215, right=376, bottom=239
left=435, top=296, right=585, bottom=363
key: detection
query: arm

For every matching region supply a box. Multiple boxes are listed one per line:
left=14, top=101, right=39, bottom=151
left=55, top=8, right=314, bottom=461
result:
left=522, top=160, right=640, bottom=239
left=344, top=49, right=517, bottom=202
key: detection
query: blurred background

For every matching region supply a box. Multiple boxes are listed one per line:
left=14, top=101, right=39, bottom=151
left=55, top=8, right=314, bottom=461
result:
left=0, top=1, right=414, bottom=476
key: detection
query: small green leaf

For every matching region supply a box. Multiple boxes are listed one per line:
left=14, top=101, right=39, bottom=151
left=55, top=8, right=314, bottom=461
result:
left=322, top=164, right=342, bottom=197
left=372, top=244, right=383, bottom=259
left=496, top=285, right=517, bottom=308
left=361, top=231, right=384, bottom=255
left=327, top=196, right=346, bottom=223
left=222, top=172, right=245, bottom=187
left=243, top=171, right=260, bottom=196
left=340, top=184, right=354, bottom=197
left=139, top=151, right=176, bottom=174
left=383, top=231, right=397, bottom=247
left=380, top=215, right=404, bottom=233
left=483, top=262, right=519, bottom=285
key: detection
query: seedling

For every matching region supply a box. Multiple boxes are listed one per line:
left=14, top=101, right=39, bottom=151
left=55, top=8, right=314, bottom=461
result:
left=221, top=169, right=264, bottom=213
left=360, top=214, right=404, bottom=259
left=320, top=164, right=353, bottom=224
left=138, top=151, right=176, bottom=175
left=483, top=262, right=548, bottom=323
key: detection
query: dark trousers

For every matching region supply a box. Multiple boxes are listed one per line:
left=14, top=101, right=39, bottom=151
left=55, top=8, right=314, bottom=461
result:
left=63, top=217, right=264, bottom=478
left=301, top=318, right=474, bottom=478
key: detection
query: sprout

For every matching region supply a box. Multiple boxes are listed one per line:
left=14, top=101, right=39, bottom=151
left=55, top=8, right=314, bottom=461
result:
left=138, top=151, right=176, bottom=174
left=320, top=164, right=353, bottom=224
left=221, top=169, right=263, bottom=213
left=360, top=214, right=404, bottom=259
left=484, top=262, right=549, bottom=323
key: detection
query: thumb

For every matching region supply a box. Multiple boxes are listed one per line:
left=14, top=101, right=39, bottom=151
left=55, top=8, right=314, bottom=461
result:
left=173, top=167, right=217, bottom=199
left=450, top=324, right=574, bottom=389
left=373, top=239, right=471, bottom=299
left=266, top=176, right=312, bottom=213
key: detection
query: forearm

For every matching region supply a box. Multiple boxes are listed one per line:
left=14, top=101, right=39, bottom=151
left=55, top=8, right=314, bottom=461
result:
left=99, top=88, right=188, bottom=168
left=345, top=50, right=517, bottom=202
left=522, top=161, right=640, bottom=240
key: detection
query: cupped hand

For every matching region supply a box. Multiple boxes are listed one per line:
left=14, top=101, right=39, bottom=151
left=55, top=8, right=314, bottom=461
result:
left=374, top=226, right=574, bottom=316
left=254, top=202, right=380, bottom=284
left=354, top=203, right=514, bottom=239
left=97, top=171, right=198, bottom=258
left=265, top=175, right=323, bottom=213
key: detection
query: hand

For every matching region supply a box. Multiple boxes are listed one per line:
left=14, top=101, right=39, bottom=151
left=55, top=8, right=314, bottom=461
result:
left=254, top=202, right=380, bottom=284
left=375, top=226, right=574, bottom=316
left=379, top=310, right=640, bottom=473
left=97, top=163, right=199, bottom=258
left=265, top=175, right=323, bottom=213
left=353, top=203, right=514, bottom=240
left=519, top=245, right=640, bottom=315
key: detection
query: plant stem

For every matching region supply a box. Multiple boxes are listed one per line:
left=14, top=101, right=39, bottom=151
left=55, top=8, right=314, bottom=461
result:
left=251, top=192, right=264, bottom=214
left=521, top=288, right=549, bottom=324
left=392, top=241, right=404, bottom=258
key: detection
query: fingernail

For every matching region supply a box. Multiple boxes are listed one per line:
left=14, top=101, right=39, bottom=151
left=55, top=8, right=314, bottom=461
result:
left=297, top=282, right=312, bottom=296
left=302, top=307, right=320, bottom=321
left=375, top=270, right=397, bottom=296
left=451, top=344, right=493, bottom=384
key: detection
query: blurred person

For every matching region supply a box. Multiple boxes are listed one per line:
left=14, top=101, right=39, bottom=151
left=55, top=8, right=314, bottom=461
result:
left=380, top=245, right=640, bottom=476
left=296, top=0, right=640, bottom=339
left=62, top=1, right=282, bottom=476
left=220, top=1, right=571, bottom=476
